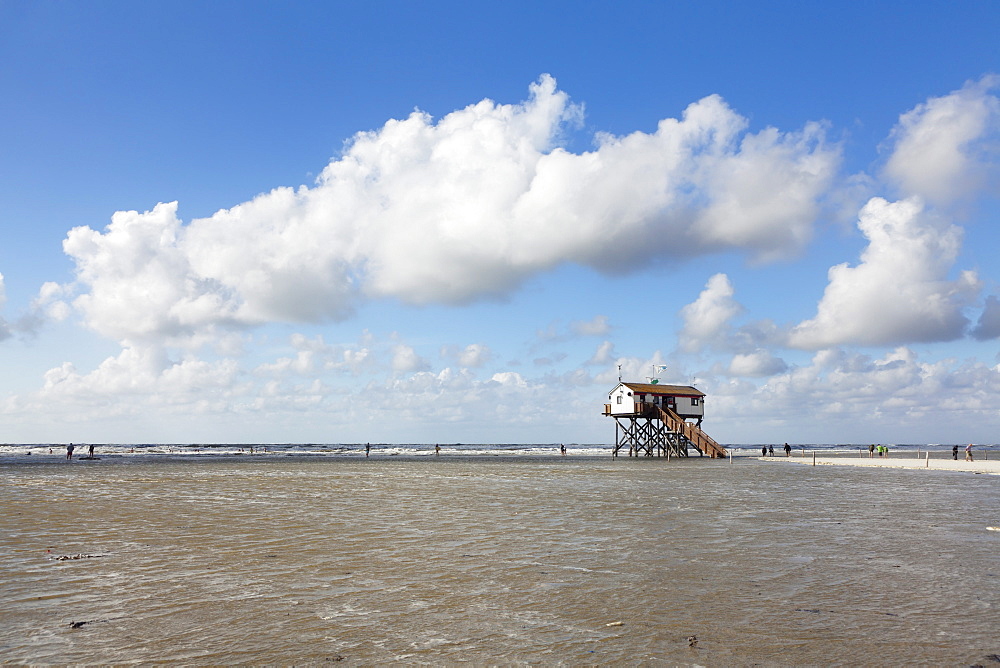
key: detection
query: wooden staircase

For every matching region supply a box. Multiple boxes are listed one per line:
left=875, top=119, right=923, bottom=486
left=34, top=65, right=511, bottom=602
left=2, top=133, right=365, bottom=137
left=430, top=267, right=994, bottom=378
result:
left=651, top=404, right=727, bottom=458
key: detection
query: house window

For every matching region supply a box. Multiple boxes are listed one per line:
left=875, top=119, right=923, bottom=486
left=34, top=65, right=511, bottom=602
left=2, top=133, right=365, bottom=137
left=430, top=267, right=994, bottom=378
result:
left=691, top=398, right=700, bottom=406
left=616, top=395, right=622, bottom=404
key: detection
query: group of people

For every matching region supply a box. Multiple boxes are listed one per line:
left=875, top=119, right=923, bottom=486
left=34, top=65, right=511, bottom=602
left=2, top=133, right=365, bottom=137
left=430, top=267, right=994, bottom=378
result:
left=953, top=444, right=975, bottom=461
left=65, top=443, right=95, bottom=459
left=868, top=444, right=889, bottom=457
left=760, top=443, right=793, bottom=457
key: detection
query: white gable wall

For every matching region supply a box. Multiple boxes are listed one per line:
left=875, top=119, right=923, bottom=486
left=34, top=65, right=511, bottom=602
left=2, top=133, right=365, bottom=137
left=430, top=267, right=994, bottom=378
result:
left=609, top=384, right=637, bottom=414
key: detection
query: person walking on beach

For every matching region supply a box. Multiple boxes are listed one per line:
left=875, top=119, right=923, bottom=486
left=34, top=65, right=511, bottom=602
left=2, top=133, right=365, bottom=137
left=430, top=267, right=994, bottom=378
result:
left=953, top=445, right=959, bottom=460
left=560, top=444, right=566, bottom=456
left=761, top=445, right=767, bottom=457
left=435, top=444, right=441, bottom=456
left=784, top=442, right=791, bottom=457
left=66, top=443, right=74, bottom=460
left=869, top=443, right=876, bottom=458
left=365, top=443, right=370, bottom=457
left=965, top=443, right=974, bottom=462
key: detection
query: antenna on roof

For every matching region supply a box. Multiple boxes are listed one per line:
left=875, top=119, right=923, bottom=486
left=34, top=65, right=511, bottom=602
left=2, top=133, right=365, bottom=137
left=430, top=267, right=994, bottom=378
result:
left=646, top=364, right=667, bottom=384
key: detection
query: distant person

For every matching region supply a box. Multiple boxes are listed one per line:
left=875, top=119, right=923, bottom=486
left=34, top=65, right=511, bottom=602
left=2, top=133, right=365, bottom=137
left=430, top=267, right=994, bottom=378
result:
left=965, top=443, right=974, bottom=462
left=435, top=444, right=441, bottom=456
left=784, top=443, right=791, bottom=457
left=88, top=444, right=95, bottom=458
left=869, top=444, right=875, bottom=458
left=365, top=443, right=371, bottom=457
left=560, top=444, right=566, bottom=456
left=953, top=445, right=959, bottom=460
left=66, top=443, right=74, bottom=460
left=768, top=445, right=774, bottom=456
left=761, top=445, right=767, bottom=457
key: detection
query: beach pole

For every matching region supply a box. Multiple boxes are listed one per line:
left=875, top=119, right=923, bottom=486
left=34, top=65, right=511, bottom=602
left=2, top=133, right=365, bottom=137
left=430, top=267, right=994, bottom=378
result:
left=926, top=451, right=929, bottom=468
left=812, top=452, right=816, bottom=466
left=729, top=449, right=733, bottom=464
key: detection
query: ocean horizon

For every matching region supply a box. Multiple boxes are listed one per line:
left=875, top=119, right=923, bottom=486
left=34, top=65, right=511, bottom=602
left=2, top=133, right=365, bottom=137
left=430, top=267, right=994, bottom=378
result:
left=2, top=441, right=995, bottom=461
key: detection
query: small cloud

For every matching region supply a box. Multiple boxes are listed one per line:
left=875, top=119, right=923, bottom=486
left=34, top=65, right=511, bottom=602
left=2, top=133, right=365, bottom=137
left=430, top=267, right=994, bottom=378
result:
left=391, top=344, right=429, bottom=374
left=726, top=349, right=788, bottom=377
left=883, top=75, right=1000, bottom=206
left=441, top=343, right=493, bottom=367
left=971, top=295, right=1000, bottom=340
left=570, top=315, right=611, bottom=336
left=587, top=340, right=616, bottom=365
left=490, top=371, right=527, bottom=388
left=678, top=273, right=744, bottom=353
left=533, top=353, right=567, bottom=367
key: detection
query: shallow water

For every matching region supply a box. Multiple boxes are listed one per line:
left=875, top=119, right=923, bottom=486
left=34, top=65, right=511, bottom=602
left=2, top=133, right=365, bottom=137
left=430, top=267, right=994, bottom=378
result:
left=2, top=456, right=998, bottom=665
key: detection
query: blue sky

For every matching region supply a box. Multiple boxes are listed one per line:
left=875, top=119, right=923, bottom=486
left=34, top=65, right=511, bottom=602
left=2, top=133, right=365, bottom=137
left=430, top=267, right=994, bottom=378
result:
left=1, top=1, right=999, bottom=445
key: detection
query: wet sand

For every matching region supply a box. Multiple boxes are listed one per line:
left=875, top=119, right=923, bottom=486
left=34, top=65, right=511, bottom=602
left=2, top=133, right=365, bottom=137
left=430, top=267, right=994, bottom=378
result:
left=2, top=456, right=999, bottom=665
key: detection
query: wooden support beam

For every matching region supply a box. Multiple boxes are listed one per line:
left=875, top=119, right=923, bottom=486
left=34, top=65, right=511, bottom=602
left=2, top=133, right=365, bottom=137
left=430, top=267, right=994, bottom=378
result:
left=608, top=401, right=723, bottom=459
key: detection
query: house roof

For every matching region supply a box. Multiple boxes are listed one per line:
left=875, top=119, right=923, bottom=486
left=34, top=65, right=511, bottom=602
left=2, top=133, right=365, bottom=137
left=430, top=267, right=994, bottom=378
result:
left=618, top=382, right=705, bottom=397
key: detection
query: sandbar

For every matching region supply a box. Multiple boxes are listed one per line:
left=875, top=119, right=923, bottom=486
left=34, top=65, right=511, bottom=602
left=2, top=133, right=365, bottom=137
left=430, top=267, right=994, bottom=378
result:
left=760, top=455, right=1000, bottom=475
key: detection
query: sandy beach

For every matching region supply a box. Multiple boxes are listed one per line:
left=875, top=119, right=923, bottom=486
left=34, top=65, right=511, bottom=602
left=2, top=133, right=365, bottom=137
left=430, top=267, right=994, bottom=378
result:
left=760, top=454, right=1000, bottom=475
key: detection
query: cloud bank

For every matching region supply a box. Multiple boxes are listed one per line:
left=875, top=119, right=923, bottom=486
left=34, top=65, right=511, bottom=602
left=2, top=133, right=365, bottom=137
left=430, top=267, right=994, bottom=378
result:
left=8, top=74, right=999, bottom=444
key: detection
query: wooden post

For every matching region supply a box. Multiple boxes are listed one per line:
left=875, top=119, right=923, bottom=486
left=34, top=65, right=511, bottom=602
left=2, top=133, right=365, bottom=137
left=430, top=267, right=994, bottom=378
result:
left=812, top=452, right=816, bottom=466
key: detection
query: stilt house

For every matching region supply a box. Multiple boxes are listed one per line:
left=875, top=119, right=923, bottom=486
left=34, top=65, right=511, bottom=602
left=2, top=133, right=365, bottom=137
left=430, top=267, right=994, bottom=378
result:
left=604, top=381, right=725, bottom=458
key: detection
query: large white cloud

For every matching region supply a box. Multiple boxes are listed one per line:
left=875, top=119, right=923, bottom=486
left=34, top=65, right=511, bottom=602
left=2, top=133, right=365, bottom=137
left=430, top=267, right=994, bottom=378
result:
left=883, top=76, right=1000, bottom=205
left=788, top=197, right=979, bottom=349
left=58, top=75, right=839, bottom=344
